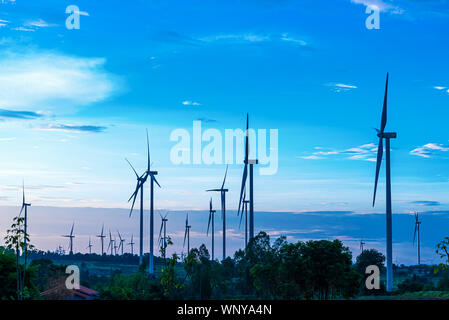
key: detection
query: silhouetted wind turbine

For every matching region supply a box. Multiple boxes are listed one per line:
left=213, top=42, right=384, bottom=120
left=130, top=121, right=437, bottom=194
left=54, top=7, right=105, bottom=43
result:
left=360, top=240, right=366, bottom=252
left=107, top=230, right=114, bottom=255
left=97, top=223, right=106, bottom=255
left=413, top=212, right=421, bottom=265
left=158, top=212, right=168, bottom=261
left=238, top=114, right=258, bottom=241
left=372, top=72, right=396, bottom=292
left=128, top=234, right=135, bottom=255
left=127, top=130, right=161, bottom=271
left=62, top=223, right=75, bottom=255
left=207, top=165, right=229, bottom=260
left=113, top=236, right=118, bottom=255
left=87, top=236, right=93, bottom=254
left=117, top=230, right=125, bottom=255
left=183, top=213, right=191, bottom=255
left=239, top=188, right=250, bottom=248
left=19, top=181, right=31, bottom=297
left=207, top=198, right=216, bottom=261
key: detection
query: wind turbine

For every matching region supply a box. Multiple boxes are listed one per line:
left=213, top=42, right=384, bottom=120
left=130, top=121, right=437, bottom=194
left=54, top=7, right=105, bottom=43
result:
left=87, top=236, right=93, bottom=254
left=183, top=213, right=191, bottom=255
left=117, top=230, right=125, bottom=255
left=127, top=129, right=161, bottom=271
left=237, top=114, right=258, bottom=241
left=96, top=223, right=106, bottom=255
left=107, top=230, right=114, bottom=255
left=413, top=212, right=421, bottom=265
left=207, top=165, right=229, bottom=260
left=360, top=240, right=366, bottom=252
left=128, top=234, right=135, bottom=255
left=19, top=181, right=31, bottom=298
left=62, top=223, right=75, bottom=255
left=158, top=212, right=168, bottom=261
left=207, top=198, right=216, bottom=261
left=372, top=72, right=396, bottom=292
left=113, top=236, right=118, bottom=255
left=239, top=188, right=250, bottom=248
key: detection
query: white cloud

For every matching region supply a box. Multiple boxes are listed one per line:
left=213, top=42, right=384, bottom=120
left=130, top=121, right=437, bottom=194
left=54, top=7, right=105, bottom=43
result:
left=199, top=32, right=307, bottom=46
left=302, top=143, right=379, bottom=162
left=326, top=83, right=358, bottom=93
left=25, top=19, right=56, bottom=28
left=182, top=100, right=201, bottom=106
left=12, top=27, right=34, bottom=32
left=410, top=143, right=449, bottom=158
left=350, top=0, right=403, bottom=14
left=0, top=52, right=119, bottom=113
left=434, top=86, right=446, bottom=90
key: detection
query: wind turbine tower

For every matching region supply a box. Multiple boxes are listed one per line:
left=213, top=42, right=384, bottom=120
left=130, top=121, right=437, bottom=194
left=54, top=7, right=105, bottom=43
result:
left=97, top=223, right=106, bottom=255
left=413, top=212, right=422, bottom=265
left=207, top=166, right=229, bottom=260
left=62, top=223, right=75, bottom=255
left=372, top=72, right=396, bottom=292
left=183, top=213, right=191, bottom=255
left=207, top=198, right=216, bottom=261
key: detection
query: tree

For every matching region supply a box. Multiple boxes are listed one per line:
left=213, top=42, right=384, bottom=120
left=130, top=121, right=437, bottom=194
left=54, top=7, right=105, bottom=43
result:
left=3, top=216, right=37, bottom=300
left=434, top=237, right=449, bottom=274
left=184, top=244, right=212, bottom=299
left=355, top=249, right=386, bottom=295
left=300, top=240, right=360, bottom=299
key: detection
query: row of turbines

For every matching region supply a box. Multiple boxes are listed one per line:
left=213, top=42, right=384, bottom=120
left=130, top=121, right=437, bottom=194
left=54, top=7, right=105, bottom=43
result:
left=11, top=73, right=427, bottom=292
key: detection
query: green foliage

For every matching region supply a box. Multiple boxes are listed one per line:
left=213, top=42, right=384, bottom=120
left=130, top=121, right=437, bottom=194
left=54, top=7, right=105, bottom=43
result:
left=433, top=237, right=449, bottom=274
left=355, top=249, right=386, bottom=295
left=160, top=253, right=184, bottom=299
left=184, top=244, right=212, bottom=299
left=98, top=273, right=163, bottom=300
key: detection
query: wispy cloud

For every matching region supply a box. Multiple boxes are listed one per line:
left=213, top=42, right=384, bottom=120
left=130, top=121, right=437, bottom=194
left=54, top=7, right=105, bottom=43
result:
left=326, top=83, right=358, bottom=93
left=301, top=143, right=378, bottom=162
left=182, top=100, right=201, bottom=106
left=0, top=108, right=44, bottom=119
left=410, top=200, right=441, bottom=207
left=196, top=117, right=217, bottom=123
left=37, top=124, right=107, bottom=133
left=410, top=142, right=449, bottom=158
left=0, top=52, right=119, bottom=113
left=198, top=32, right=307, bottom=46
left=25, top=19, right=56, bottom=28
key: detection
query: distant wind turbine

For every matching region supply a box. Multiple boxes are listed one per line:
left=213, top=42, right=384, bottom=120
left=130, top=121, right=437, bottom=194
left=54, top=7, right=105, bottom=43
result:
left=19, top=181, right=31, bottom=299
left=117, top=230, right=125, bottom=255
left=96, top=223, right=106, bottom=255
left=128, top=234, right=135, bottom=255
left=87, top=236, right=93, bottom=254
left=183, top=213, right=191, bottom=255
left=207, top=165, right=229, bottom=260
left=372, top=72, right=396, bottom=292
left=413, top=212, right=421, bottom=265
left=360, top=240, right=366, bottom=252
left=207, top=198, right=216, bottom=261
left=62, top=223, right=75, bottom=255
left=107, top=230, right=114, bottom=255
left=238, top=114, right=258, bottom=241
left=158, top=212, right=168, bottom=261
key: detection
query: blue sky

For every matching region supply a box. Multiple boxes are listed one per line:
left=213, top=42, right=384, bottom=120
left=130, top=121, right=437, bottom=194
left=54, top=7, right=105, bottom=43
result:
left=0, top=0, right=448, bottom=263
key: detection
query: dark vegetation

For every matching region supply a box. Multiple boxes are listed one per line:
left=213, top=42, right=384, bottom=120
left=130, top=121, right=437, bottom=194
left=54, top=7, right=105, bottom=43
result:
left=2, top=232, right=449, bottom=300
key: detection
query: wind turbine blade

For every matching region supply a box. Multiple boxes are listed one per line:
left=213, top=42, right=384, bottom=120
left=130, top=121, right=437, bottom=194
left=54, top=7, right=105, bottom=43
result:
left=129, top=184, right=140, bottom=217
left=380, top=72, right=389, bottom=133
left=150, top=173, right=161, bottom=188
left=101, top=223, right=104, bottom=237
left=206, top=189, right=221, bottom=192
left=245, top=113, right=249, bottom=160
left=237, top=165, right=248, bottom=216
left=158, top=222, right=163, bottom=241
left=70, top=222, right=74, bottom=236
left=239, top=205, right=244, bottom=229
left=207, top=212, right=212, bottom=236
left=183, top=229, right=187, bottom=247
left=146, top=129, right=151, bottom=173
left=125, top=158, right=139, bottom=178
left=128, top=181, right=141, bottom=202
left=221, top=165, right=229, bottom=189
left=22, top=181, right=25, bottom=204
left=413, top=224, right=417, bottom=245
left=372, top=138, right=383, bottom=207
left=19, top=204, right=25, bottom=217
